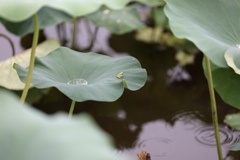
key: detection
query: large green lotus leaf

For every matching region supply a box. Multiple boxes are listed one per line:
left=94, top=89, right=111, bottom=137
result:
left=225, top=113, right=240, bottom=150
left=15, top=47, right=147, bottom=102
left=164, top=0, right=240, bottom=68
left=135, top=0, right=164, bottom=6
left=0, top=7, right=72, bottom=36
left=0, top=0, right=130, bottom=22
left=0, top=89, right=128, bottom=160
left=203, top=60, right=240, bottom=109
left=0, top=39, right=60, bottom=90
left=86, top=6, right=144, bottom=34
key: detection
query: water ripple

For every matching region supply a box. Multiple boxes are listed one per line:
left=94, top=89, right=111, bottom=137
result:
left=133, top=138, right=175, bottom=157
left=170, top=110, right=205, bottom=130
left=194, top=126, right=240, bottom=146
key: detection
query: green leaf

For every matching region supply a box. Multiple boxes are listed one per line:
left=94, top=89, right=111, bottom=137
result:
left=225, top=113, right=240, bottom=151
left=229, top=143, right=240, bottom=151
left=135, top=0, right=165, bottom=7
left=0, top=88, right=128, bottom=160
left=152, top=8, right=168, bottom=28
left=0, top=39, right=60, bottom=90
left=0, top=7, right=72, bottom=36
left=15, top=47, right=147, bottom=102
left=225, top=113, right=240, bottom=130
left=0, top=0, right=130, bottom=22
left=164, top=0, right=240, bottom=68
left=86, top=6, right=144, bottom=34
left=203, top=60, right=240, bottom=109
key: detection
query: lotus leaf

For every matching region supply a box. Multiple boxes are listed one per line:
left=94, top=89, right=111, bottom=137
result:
left=225, top=113, right=240, bottom=150
left=15, top=47, right=147, bottom=102
left=0, top=0, right=130, bottom=22
left=0, top=7, right=72, bottom=36
left=86, top=6, right=144, bottom=34
left=135, top=0, right=164, bottom=6
left=0, top=88, right=128, bottom=160
left=164, top=0, right=240, bottom=68
left=0, top=39, right=60, bottom=90
left=225, top=113, right=240, bottom=130
left=203, top=60, right=240, bottom=109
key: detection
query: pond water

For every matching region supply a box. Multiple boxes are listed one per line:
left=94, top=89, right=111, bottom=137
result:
left=1, top=22, right=240, bottom=160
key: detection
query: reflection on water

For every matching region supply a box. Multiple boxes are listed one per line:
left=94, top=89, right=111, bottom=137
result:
left=1, top=21, right=240, bottom=160
left=0, top=24, right=22, bottom=61
left=119, top=115, right=240, bottom=160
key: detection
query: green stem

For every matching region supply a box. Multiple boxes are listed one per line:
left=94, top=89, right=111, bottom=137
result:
left=68, top=18, right=78, bottom=118
left=71, top=17, right=77, bottom=49
left=20, top=14, right=39, bottom=103
left=204, top=55, right=223, bottom=160
left=68, top=100, right=76, bottom=119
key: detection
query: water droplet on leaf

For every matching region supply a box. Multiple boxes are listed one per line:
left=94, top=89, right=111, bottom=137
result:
left=67, top=78, right=88, bottom=85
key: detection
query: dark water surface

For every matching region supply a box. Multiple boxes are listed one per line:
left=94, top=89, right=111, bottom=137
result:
left=1, top=23, right=240, bottom=160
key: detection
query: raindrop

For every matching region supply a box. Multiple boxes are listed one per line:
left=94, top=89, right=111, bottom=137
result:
left=236, top=44, right=240, bottom=48
left=194, top=126, right=240, bottom=146
left=67, top=78, right=88, bottom=85
left=103, top=9, right=110, bottom=15
left=170, top=110, right=204, bottom=130
left=117, top=110, right=126, bottom=120
left=129, top=124, right=137, bottom=132
left=116, top=19, right=122, bottom=24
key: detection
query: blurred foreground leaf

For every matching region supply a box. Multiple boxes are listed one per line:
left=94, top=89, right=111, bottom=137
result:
left=0, top=7, right=72, bottom=36
left=0, top=88, right=129, bottom=160
left=135, top=0, right=164, bottom=7
left=0, top=0, right=130, bottom=22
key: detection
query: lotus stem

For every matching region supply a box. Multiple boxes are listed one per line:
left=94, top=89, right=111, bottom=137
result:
left=0, top=33, right=15, bottom=56
left=68, top=100, right=76, bottom=119
left=204, top=55, right=223, bottom=160
left=71, top=17, right=78, bottom=49
left=68, top=17, right=78, bottom=119
left=20, top=14, right=39, bottom=103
